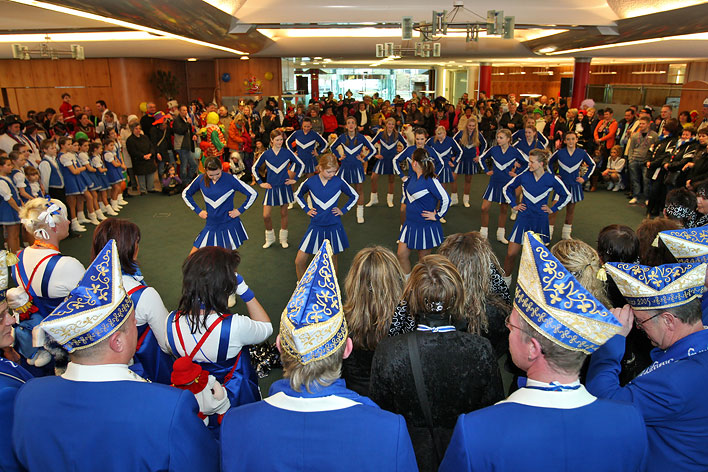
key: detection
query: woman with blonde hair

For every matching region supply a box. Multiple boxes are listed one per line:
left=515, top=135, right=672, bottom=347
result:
left=341, top=246, right=405, bottom=396
left=453, top=116, right=487, bottom=207
left=550, top=238, right=611, bottom=307
left=370, top=255, right=503, bottom=471
left=438, top=232, right=511, bottom=358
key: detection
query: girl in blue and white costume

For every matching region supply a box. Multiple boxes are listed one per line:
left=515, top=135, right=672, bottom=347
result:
left=252, top=129, right=304, bottom=249
left=293, top=153, right=358, bottom=279
left=509, top=125, right=548, bottom=221
left=368, top=117, right=407, bottom=208
left=453, top=116, right=487, bottom=207
left=511, top=116, right=549, bottom=149
left=76, top=139, right=101, bottom=225
left=89, top=141, right=119, bottom=219
left=479, top=128, right=526, bottom=245
left=183, top=156, right=258, bottom=255
left=330, top=116, right=375, bottom=223
left=502, top=148, right=571, bottom=283
left=428, top=125, right=462, bottom=200
left=56, top=137, right=95, bottom=233
left=0, top=154, right=22, bottom=253
left=548, top=131, right=596, bottom=240
left=285, top=116, right=328, bottom=176
left=397, top=148, right=450, bottom=274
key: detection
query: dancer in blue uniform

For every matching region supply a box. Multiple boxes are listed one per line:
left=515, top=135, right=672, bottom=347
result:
left=368, top=117, right=407, bottom=207
left=252, top=129, right=304, bottom=249
left=14, top=240, right=219, bottom=472
left=453, top=116, right=487, bottom=207
left=502, top=149, right=571, bottom=280
left=183, top=156, right=258, bottom=254
left=397, top=148, right=450, bottom=274
left=89, top=141, right=118, bottom=219
left=56, top=137, right=93, bottom=233
left=588, top=259, right=708, bottom=472
left=103, top=138, right=127, bottom=213
left=428, top=125, right=462, bottom=201
left=479, top=128, right=526, bottom=245
left=294, top=153, right=358, bottom=279
left=285, top=116, right=328, bottom=176
left=220, top=241, right=417, bottom=472
left=548, top=131, right=595, bottom=240
left=440, top=231, right=647, bottom=472
left=330, top=116, right=375, bottom=223
left=508, top=125, right=549, bottom=221
left=38, top=139, right=65, bottom=202
left=75, top=138, right=100, bottom=225
left=0, top=154, right=22, bottom=253
left=511, top=116, right=549, bottom=148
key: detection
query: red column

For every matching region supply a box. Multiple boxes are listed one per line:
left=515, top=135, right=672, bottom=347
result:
left=571, top=57, right=591, bottom=109
left=478, top=62, right=492, bottom=99
left=310, top=69, right=320, bottom=101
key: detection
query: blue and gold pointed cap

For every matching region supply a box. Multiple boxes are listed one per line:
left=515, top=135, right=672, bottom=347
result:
left=280, top=240, right=347, bottom=365
left=604, top=261, right=706, bottom=311
left=34, top=240, right=133, bottom=352
left=657, top=227, right=708, bottom=263
left=515, top=232, right=621, bottom=354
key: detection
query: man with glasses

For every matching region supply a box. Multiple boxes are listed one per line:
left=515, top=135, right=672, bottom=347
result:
left=440, top=232, right=647, bottom=471
left=588, top=255, right=708, bottom=472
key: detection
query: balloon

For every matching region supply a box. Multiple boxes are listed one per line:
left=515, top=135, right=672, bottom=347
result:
left=264, top=71, right=274, bottom=81
left=139, top=102, right=147, bottom=113
left=256, top=80, right=262, bottom=86
left=221, top=72, right=231, bottom=83
left=243, top=80, right=249, bottom=86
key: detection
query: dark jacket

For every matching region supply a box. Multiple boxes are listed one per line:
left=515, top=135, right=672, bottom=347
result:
left=149, top=125, right=172, bottom=160
left=685, top=146, right=708, bottom=185
left=172, top=114, right=195, bottom=152
left=500, top=111, right=523, bottom=131
left=126, top=133, right=157, bottom=175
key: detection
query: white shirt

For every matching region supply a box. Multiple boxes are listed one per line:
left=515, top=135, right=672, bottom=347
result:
left=499, top=378, right=596, bottom=409
left=123, top=274, right=171, bottom=353
left=168, top=311, right=272, bottom=363
left=29, top=181, right=42, bottom=197
left=0, top=177, right=14, bottom=201
left=62, top=362, right=146, bottom=382
left=16, top=246, right=85, bottom=299
left=39, top=154, right=64, bottom=191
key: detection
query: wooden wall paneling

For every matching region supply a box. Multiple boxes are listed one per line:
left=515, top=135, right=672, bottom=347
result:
left=679, top=81, right=708, bottom=111
left=83, top=58, right=111, bottom=88
left=28, top=60, right=57, bottom=88
left=14, top=88, right=59, bottom=116
left=0, top=61, right=36, bottom=88
left=3, top=88, right=19, bottom=115
left=687, top=62, right=708, bottom=83
left=53, top=59, right=84, bottom=87
left=216, top=58, right=282, bottom=98
left=186, top=60, right=216, bottom=104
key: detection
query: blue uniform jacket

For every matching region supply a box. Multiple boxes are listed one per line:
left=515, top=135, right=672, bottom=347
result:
left=295, top=174, right=358, bottom=227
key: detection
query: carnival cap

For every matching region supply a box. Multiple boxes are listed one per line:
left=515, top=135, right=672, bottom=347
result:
left=279, top=240, right=347, bottom=365
left=34, top=239, right=133, bottom=352
left=515, top=232, right=621, bottom=354
left=656, top=227, right=708, bottom=263
left=603, top=261, right=706, bottom=311
left=153, top=111, right=166, bottom=125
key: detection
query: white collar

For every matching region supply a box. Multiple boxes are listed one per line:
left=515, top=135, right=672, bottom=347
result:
left=264, top=391, right=360, bottom=412
left=62, top=362, right=146, bottom=382
left=498, top=379, right=596, bottom=409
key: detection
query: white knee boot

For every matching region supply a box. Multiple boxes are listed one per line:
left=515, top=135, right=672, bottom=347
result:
left=263, top=230, right=276, bottom=248
left=480, top=227, right=488, bottom=239
left=279, top=229, right=289, bottom=249
left=562, top=224, right=572, bottom=240
left=387, top=193, right=394, bottom=207
left=463, top=194, right=470, bottom=208
left=450, top=193, right=459, bottom=206
left=497, top=227, right=508, bottom=245
left=365, top=193, right=378, bottom=207
left=357, top=205, right=364, bottom=224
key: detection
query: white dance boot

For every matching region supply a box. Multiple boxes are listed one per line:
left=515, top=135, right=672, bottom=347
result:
left=357, top=205, right=364, bottom=224
left=562, top=224, right=573, bottom=240
left=510, top=208, right=518, bottom=221
left=479, top=227, right=488, bottom=239
left=87, top=212, right=101, bottom=225
left=387, top=193, right=394, bottom=207
left=110, top=200, right=122, bottom=212
left=94, top=209, right=107, bottom=221
left=279, top=229, right=289, bottom=249
left=76, top=211, right=90, bottom=224
left=263, top=230, right=276, bottom=248
left=365, top=193, right=379, bottom=207
left=496, top=228, right=508, bottom=245
left=463, top=194, right=470, bottom=208
left=450, top=193, right=459, bottom=206
left=71, top=218, right=86, bottom=232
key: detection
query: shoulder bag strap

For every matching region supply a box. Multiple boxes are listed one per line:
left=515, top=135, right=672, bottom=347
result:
left=174, top=312, right=225, bottom=360
left=407, top=331, right=443, bottom=465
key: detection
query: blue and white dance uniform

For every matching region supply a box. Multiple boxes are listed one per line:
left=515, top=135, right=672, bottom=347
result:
left=77, top=151, right=96, bottom=191
left=549, top=147, right=596, bottom=203
left=512, top=128, right=549, bottom=148
left=90, top=154, right=110, bottom=190
left=394, top=145, right=444, bottom=205
left=479, top=145, right=526, bottom=203
left=10, top=169, right=30, bottom=203
left=0, top=175, right=20, bottom=225
left=183, top=173, right=258, bottom=249
left=503, top=170, right=570, bottom=244
left=513, top=138, right=547, bottom=170
left=58, top=152, right=86, bottom=196
left=453, top=130, right=487, bottom=175
left=38, top=155, right=64, bottom=193
left=294, top=175, right=358, bottom=254
left=103, top=151, right=125, bottom=185
left=1, top=358, right=33, bottom=472
left=330, top=133, right=376, bottom=184
left=371, top=130, right=407, bottom=175
left=286, top=129, right=328, bottom=174
left=427, top=136, right=462, bottom=183
left=399, top=175, right=450, bottom=250
left=252, top=147, right=304, bottom=206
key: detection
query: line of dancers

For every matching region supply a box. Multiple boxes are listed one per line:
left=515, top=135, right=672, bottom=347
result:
left=181, top=119, right=595, bottom=280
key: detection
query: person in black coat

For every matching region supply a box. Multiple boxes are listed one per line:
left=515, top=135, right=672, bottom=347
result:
left=171, top=105, right=198, bottom=181
left=684, top=128, right=708, bottom=191
left=125, top=122, right=158, bottom=194
left=370, top=255, right=504, bottom=472
left=499, top=102, right=524, bottom=132
left=646, top=119, right=681, bottom=216
left=354, top=101, right=371, bottom=136
left=149, top=113, right=173, bottom=177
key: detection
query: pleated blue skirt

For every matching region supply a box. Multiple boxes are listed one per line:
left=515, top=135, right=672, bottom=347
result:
left=193, top=219, right=248, bottom=249
left=338, top=164, right=365, bottom=184
left=483, top=180, right=509, bottom=204
left=64, top=173, right=86, bottom=196
left=399, top=220, right=444, bottom=250
left=79, top=171, right=95, bottom=190
left=566, top=182, right=584, bottom=203
left=264, top=185, right=294, bottom=206
left=373, top=158, right=395, bottom=175
left=508, top=214, right=550, bottom=245
left=454, top=157, right=480, bottom=175
left=438, top=165, right=454, bottom=183
left=106, top=166, right=124, bottom=185
left=302, top=155, right=318, bottom=174
left=0, top=203, right=20, bottom=225
left=299, top=223, right=349, bottom=254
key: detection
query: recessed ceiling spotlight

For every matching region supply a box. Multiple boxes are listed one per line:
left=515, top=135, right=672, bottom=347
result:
left=187, top=58, right=198, bottom=62
left=240, top=55, right=250, bottom=60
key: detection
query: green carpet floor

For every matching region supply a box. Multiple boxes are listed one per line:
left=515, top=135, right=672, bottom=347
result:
left=57, top=175, right=647, bottom=391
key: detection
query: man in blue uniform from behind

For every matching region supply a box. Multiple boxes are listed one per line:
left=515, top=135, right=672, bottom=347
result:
left=440, top=231, right=647, bottom=472
left=12, top=240, right=218, bottom=472
left=588, top=249, right=708, bottom=472
left=221, top=240, right=417, bottom=471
